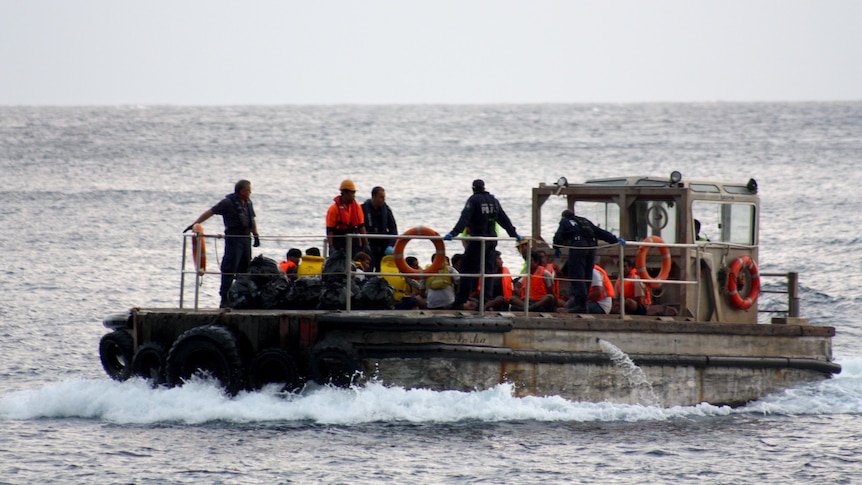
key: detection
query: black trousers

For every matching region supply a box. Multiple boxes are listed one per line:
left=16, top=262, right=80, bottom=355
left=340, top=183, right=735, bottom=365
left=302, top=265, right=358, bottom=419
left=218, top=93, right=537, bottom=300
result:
left=567, top=246, right=596, bottom=308
left=454, top=239, right=498, bottom=305
left=220, top=234, right=251, bottom=303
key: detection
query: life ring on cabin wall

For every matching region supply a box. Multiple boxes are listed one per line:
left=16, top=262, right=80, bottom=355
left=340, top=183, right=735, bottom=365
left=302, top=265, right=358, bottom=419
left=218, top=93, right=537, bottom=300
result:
left=393, top=226, right=446, bottom=276
left=191, top=223, right=206, bottom=275
left=726, top=255, right=761, bottom=310
left=636, top=235, right=672, bottom=289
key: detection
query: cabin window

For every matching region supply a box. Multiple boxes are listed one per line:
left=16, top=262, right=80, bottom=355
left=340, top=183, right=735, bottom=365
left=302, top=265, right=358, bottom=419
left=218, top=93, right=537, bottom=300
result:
left=631, top=200, right=678, bottom=243
left=690, top=183, right=720, bottom=193
left=574, top=201, right=621, bottom=236
left=692, top=202, right=756, bottom=245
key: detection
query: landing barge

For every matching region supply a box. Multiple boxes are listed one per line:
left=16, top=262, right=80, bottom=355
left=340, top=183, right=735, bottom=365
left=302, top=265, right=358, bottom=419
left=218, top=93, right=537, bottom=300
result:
left=99, top=173, right=839, bottom=407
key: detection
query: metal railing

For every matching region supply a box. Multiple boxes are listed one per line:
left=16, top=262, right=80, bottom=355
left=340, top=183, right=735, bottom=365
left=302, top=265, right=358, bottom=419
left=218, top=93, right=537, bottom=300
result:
left=180, top=232, right=800, bottom=320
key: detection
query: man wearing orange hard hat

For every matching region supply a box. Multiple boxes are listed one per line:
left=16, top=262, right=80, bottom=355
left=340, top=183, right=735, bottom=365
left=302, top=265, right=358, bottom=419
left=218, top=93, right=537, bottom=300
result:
left=326, top=179, right=369, bottom=256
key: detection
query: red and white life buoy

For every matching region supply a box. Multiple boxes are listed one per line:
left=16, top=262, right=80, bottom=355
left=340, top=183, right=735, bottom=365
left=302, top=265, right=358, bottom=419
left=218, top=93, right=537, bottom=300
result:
left=727, top=255, right=761, bottom=310
left=393, top=226, right=446, bottom=277
left=635, top=235, right=672, bottom=289
left=191, top=223, right=206, bottom=275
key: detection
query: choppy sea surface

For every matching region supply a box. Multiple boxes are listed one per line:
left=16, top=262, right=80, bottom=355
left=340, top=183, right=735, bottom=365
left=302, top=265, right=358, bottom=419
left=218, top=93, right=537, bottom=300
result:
left=1, top=103, right=861, bottom=484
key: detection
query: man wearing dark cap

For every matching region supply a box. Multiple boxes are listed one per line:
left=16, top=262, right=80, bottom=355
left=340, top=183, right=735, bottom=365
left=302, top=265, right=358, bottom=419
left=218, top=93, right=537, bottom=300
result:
left=444, top=179, right=521, bottom=310
left=553, top=208, right=625, bottom=313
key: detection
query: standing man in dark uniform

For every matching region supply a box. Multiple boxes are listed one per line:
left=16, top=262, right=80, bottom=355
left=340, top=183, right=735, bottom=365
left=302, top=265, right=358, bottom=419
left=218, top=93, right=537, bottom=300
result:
left=185, top=179, right=260, bottom=307
left=361, top=186, right=398, bottom=272
left=444, top=179, right=522, bottom=310
left=553, top=208, right=624, bottom=313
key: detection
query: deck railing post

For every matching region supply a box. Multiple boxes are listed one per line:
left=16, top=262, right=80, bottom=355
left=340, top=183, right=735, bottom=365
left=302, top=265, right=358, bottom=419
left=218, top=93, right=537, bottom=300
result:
left=788, top=272, right=800, bottom=317
left=617, top=244, right=625, bottom=319
left=180, top=234, right=188, bottom=308
left=345, top=234, right=353, bottom=312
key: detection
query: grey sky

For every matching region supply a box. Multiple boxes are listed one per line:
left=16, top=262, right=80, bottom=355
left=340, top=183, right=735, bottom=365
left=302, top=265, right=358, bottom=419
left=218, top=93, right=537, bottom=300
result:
left=2, top=0, right=860, bottom=105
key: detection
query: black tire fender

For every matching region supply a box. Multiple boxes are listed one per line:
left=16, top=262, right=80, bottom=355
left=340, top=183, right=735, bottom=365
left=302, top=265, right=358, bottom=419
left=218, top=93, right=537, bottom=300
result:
left=248, top=348, right=304, bottom=392
left=309, top=337, right=363, bottom=387
left=99, top=330, right=135, bottom=381
left=131, top=342, right=168, bottom=385
left=165, top=325, right=245, bottom=395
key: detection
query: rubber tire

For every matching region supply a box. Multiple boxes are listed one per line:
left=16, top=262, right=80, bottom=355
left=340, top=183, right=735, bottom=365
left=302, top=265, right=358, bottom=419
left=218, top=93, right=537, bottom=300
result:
left=131, top=342, right=168, bottom=385
left=248, top=348, right=304, bottom=392
left=166, top=325, right=245, bottom=395
left=99, top=330, right=135, bottom=381
left=309, top=337, right=363, bottom=387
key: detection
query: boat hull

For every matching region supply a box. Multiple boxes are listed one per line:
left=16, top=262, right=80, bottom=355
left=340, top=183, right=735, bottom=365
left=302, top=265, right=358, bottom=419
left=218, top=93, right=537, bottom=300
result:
left=105, top=308, right=838, bottom=407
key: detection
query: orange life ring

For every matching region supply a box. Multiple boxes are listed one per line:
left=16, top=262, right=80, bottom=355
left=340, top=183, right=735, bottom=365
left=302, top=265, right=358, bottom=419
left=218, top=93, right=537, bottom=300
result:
left=727, top=256, right=760, bottom=310
left=191, top=223, right=206, bottom=275
left=636, top=235, right=671, bottom=289
left=393, top=226, right=446, bottom=277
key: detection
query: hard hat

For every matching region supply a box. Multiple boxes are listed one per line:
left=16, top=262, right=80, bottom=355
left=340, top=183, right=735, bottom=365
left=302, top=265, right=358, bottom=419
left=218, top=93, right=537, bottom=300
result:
left=340, top=179, right=357, bottom=191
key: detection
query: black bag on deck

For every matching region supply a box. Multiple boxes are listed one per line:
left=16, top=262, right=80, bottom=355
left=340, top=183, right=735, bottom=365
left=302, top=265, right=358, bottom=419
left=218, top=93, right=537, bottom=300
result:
left=228, top=276, right=260, bottom=309
left=354, top=276, right=395, bottom=310
left=322, top=250, right=348, bottom=286
left=284, top=277, right=323, bottom=309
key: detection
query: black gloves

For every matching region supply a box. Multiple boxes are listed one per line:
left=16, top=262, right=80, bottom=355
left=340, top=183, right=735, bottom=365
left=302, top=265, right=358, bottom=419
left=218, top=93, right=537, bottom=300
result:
left=253, top=235, right=261, bottom=247
left=183, top=224, right=194, bottom=233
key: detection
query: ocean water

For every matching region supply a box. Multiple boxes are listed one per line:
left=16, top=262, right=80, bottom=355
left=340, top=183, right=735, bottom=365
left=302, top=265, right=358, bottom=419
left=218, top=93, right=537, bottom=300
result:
left=1, top=103, right=861, bottom=483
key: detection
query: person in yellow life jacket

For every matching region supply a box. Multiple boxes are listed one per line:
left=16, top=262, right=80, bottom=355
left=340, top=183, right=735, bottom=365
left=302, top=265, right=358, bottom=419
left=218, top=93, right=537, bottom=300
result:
left=485, top=251, right=514, bottom=311
left=509, top=251, right=556, bottom=312
left=394, top=256, right=426, bottom=310
left=615, top=258, right=652, bottom=315
left=279, top=248, right=303, bottom=281
left=422, top=255, right=460, bottom=309
left=587, top=262, right=615, bottom=314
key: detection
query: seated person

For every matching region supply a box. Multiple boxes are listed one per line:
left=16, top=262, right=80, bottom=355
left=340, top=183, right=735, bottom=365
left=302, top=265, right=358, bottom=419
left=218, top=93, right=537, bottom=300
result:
left=279, top=248, right=303, bottom=280
left=305, top=247, right=322, bottom=256
left=537, top=249, right=562, bottom=302
left=587, top=261, right=615, bottom=314
left=484, top=251, right=514, bottom=311
left=353, top=251, right=372, bottom=281
left=509, top=251, right=556, bottom=312
left=422, top=255, right=459, bottom=309
left=394, top=256, right=426, bottom=309
left=614, top=258, right=651, bottom=315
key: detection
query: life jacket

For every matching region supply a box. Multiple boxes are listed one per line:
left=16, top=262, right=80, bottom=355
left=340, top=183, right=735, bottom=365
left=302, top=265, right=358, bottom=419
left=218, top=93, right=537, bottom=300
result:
left=521, top=265, right=551, bottom=301
left=279, top=260, right=298, bottom=273
left=426, top=265, right=453, bottom=290
left=544, top=262, right=561, bottom=299
left=616, top=268, right=652, bottom=305
left=327, top=196, right=364, bottom=231
left=588, top=265, right=615, bottom=303
left=501, top=267, right=513, bottom=300
left=475, top=266, right=513, bottom=300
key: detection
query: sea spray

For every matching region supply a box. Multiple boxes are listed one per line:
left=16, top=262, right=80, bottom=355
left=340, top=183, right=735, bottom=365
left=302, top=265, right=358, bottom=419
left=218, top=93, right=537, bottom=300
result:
left=598, top=339, right=661, bottom=407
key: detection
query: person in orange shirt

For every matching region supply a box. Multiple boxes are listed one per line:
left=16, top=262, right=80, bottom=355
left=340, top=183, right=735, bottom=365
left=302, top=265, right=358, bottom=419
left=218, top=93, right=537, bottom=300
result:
left=326, top=179, right=369, bottom=256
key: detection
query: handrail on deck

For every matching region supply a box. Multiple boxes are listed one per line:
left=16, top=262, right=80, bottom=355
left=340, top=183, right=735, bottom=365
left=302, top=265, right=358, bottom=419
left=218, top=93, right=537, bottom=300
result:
left=180, top=232, right=801, bottom=320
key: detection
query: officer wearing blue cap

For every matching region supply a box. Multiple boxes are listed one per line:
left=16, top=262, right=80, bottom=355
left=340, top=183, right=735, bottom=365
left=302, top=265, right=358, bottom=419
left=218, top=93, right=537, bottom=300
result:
left=444, top=179, right=521, bottom=309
